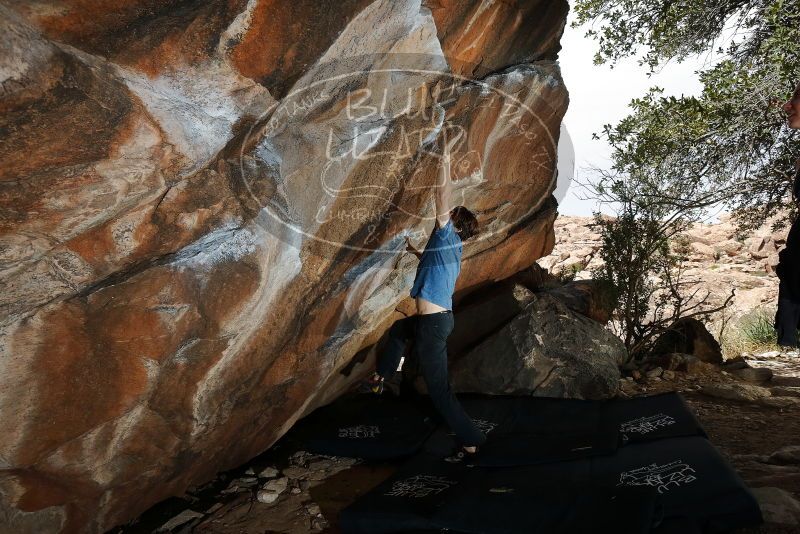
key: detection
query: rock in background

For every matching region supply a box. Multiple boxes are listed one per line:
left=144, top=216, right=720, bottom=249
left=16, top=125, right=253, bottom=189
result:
left=538, top=214, right=789, bottom=340
left=0, top=1, right=569, bottom=532
left=650, top=317, right=724, bottom=365
left=450, top=292, right=625, bottom=399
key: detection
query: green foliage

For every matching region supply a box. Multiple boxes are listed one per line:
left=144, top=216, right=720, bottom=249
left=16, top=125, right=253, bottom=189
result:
left=587, top=170, right=728, bottom=360
left=721, top=307, right=779, bottom=356
left=557, top=261, right=586, bottom=283
left=573, top=0, right=800, bottom=73
left=591, top=212, right=663, bottom=355
left=740, top=308, right=779, bottom=346
left=591, top=208, right=692, bottom=359
left=574, top=0, right=800, bottom=232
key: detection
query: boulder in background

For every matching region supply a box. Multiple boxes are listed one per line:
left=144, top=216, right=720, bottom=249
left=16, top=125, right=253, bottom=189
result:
left=650, top=317, right=724, bottom=364
left=450, top=294, right=624, bottom=399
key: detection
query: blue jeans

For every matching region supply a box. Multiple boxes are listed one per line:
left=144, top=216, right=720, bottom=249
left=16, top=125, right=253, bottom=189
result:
left=377, top=312, right=487, bottom=447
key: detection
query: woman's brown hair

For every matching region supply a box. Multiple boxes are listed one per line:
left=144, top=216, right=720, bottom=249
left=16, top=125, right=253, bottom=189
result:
left=450, top=205, right=478, bottom=241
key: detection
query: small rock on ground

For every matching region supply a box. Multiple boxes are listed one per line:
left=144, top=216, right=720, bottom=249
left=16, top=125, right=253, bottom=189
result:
left=282, top=466, right=308, bottom=479
left=263, top=477, right=288, bottom=494
left=204, top=503, right=223, bottom=515
left=770, top=386, right=800, bottom=398
left=646, top=367, right=663, bottom=378
left=767, top=446, right=800, bottom=465
left=751, top=487, right=800, bottom=525
left=256, top=490, right=280, bottom=504
left=730, top=367, right=774, bottom=383
left=701, top=383, right=772, bottom=402
left=308, top=459, right=333, bottom=471
left=759, top=396, right=800, bottom=409
left=156, top=509, right=204, bottom=532
left=258, top=466, right=280, bottom=478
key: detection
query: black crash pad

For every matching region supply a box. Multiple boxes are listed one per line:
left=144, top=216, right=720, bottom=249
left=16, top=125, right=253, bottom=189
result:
left=298, top=394, right=437, bottom=460
left=423, top=395, right=618, bottom=466
left=421, top=395, right=517, bottom=457
left=340, top=452, right=659, bottom=534
left=608, top=392, right=707, bottom=444
left=479, top=395, right=620, bottom=467
left=298, top=392, right=706, bottom=463
left=342, top=436, right=762, bottom=534
left=339, top=453, right=466, bottom=533
left=651, top=516, right=705, bottom=534
left=425, top=393, right=706, bottom=466
left=338, top=395, right=759, bottom=534
left=433, top=466, right=659, bottom=534
left=592, top=436, right=763, bottom=533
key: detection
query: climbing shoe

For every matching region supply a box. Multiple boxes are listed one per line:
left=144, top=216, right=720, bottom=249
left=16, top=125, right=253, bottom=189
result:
left=359, top=373, right=385, bottom=395
left=444, top=445, right=478, bottom=465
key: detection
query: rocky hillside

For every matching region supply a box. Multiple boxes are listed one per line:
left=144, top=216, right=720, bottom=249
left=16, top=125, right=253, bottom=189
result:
left=538, top=214, right=790, bottom=342
left=0, top=1, right=570, bottom=532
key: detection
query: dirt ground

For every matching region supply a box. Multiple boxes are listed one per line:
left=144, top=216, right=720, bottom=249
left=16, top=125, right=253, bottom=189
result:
left=111, top=353, right=800, bottom=534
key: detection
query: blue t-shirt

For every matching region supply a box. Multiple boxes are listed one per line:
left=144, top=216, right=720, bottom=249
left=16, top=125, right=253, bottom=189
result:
left=409, top=219, right=462, bottom=310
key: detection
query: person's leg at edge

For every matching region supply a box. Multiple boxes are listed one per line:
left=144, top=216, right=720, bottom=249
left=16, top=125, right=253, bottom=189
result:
left=374, top=315, right=417, bottom=381
left=776, top=281, right=800, bottom=349
left=415, top=312, right=486, bottom=449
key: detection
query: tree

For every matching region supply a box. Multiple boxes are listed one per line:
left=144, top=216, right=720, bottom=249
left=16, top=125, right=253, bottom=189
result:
left=574, top=0, right=800, bottom=232
left=573, top=0, right=796, bottom=358
left=587, top=166, right=732, bottom=360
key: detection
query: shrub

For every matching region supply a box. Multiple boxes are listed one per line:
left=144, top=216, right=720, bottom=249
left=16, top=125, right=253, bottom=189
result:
left=721, top=307, right=779, bottom=356
left=557, top=262, right=585, bottom=284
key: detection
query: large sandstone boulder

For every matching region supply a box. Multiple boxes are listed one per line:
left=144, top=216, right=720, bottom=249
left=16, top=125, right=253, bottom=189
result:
left=0, top=1, right=569, bottom=532
left=450, top=294, right=625, bottom=399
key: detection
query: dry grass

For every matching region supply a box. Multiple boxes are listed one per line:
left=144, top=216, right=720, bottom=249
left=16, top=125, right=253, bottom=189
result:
left=720, top=306, right=779, bottom=358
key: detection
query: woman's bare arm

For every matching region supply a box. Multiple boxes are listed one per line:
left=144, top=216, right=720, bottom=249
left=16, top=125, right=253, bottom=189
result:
left=434, top=129, right=463, bottom=228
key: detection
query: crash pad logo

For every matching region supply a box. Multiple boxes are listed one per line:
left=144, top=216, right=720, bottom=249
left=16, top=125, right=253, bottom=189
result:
left=338, top=425, right=380, bottom=439
left=385, top=475, right=457, bottom=498
left=238, top=53, right=571, bottom=258
left=473, top=418, right=498, bottom=434
left=447, top=418, right=496, bottom=437
left=618, top=460, right=697, bottom=494
left=620, top=414, right=677, bottom=435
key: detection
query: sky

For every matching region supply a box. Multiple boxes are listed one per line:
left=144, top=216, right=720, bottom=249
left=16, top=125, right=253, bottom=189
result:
left=556, top=9, right=711, bottom=216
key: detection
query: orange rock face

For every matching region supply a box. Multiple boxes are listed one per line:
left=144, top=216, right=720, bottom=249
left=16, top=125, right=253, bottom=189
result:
left=0, top=1, right=569, bottom=531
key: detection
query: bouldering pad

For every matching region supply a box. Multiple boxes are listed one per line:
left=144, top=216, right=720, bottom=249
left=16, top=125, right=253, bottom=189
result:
left=592, top=436, right=763, bottom=533
left=340, top=451, right=659, bottom=534
left=298, top=394, right=437, bottom=459
left=608, top=392, right=707, bottom=444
